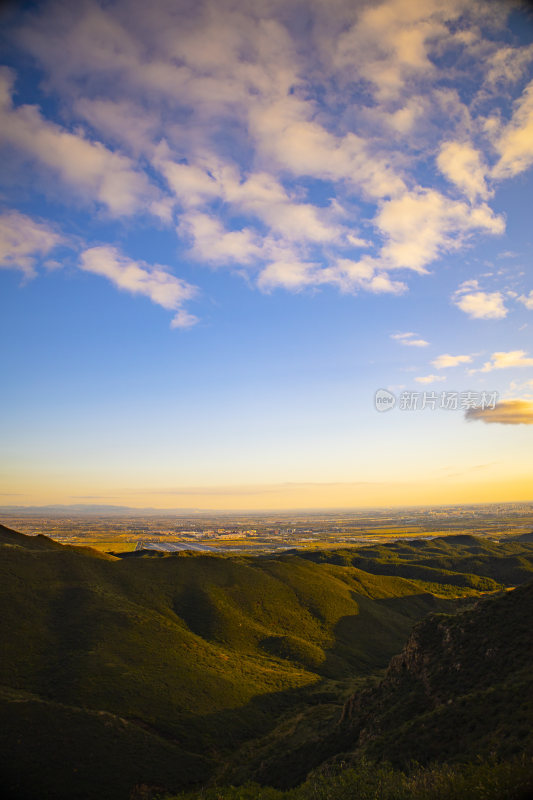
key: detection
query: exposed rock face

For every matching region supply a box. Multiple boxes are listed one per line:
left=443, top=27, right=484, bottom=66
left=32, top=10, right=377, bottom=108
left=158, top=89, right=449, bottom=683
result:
left=339, top=583, right=533, bottom=766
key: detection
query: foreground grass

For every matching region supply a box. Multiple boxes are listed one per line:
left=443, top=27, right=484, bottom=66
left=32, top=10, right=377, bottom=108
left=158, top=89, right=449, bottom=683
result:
left=170, top=756, right=533, bottom=800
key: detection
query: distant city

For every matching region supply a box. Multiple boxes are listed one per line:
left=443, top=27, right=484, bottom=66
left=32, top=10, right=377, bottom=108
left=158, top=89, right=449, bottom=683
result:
left=1, top=502, right=531, bottom=555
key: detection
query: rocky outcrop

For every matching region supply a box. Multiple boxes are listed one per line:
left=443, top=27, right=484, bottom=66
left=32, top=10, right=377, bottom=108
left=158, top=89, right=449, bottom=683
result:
left=338, top=583, right=533, bottom=766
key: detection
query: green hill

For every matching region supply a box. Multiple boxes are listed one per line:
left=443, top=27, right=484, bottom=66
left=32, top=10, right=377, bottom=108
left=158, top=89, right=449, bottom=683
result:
left=172, top=581, right=533, bottom=800
left=0, top=522, right=65, bottom=549
left=298, top=534, right=533, bottom=587
left=2, top=527, right=533, bottom=799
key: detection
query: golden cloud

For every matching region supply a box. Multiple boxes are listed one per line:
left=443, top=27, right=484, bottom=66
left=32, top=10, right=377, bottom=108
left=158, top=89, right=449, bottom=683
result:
left=465, top=399, right=533, bottom=425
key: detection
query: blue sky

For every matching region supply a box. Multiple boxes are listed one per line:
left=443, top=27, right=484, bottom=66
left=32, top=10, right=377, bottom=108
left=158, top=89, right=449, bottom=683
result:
left=1, top=0, right=532, bottom=509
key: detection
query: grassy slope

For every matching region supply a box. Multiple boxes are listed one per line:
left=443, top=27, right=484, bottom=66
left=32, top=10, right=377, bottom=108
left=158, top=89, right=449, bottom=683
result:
left=2, top=524, right=533, bottom=798
left=297, top=535, right=533, bottom=588
left=0, top=686, right=210, bottom=800
left=186, top=539, right=533, bottom=791
left=172, top=581, right=533, bottom=800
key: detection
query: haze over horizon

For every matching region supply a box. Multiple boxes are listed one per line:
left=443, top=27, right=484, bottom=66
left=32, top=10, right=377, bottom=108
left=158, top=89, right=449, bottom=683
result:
left=1, top=0, right=533, bottom=510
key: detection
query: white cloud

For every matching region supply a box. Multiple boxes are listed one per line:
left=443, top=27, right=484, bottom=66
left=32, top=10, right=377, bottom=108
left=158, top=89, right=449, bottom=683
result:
left=170, top=309, right=199, bottom=329
left=484, top=45, right=533, bottom=87
left=493, top=79, right=533, bottom=180
left=360, top=271, right=406, bottom=294
left=456, top=278, right=480, bottom=293
left=79, top=246, right=197, bottom=327
left=257, top=256, right=406, bottom=295
left=453, top=287, right=507, bottom=319
left=0, top=68, right=163, bottom=217
left=155, top=146, right=221, bottom=209
left=415, top=374, right=446, bottom=384
left=346, top=234, right=371, bottom=249
left=178, top=198, right=406, bottom=294
left=432, top=353, right=473, bottom=368
left=75, top=97, right=160, bottom=157
left=249, top=96, right=407, bottom=201
left=331, top=0, right=458, bottom=102
left=213, top=166, right=342, bottom=244
left=0, top=210, right=63, bottom=277
left=179, top=212, right=262, bottom=265
left=320, top=257, right=407, bottom=294
left=257, top=259, right=320, bottom=292
left=376, top=189, right=503, bottom=273
left=2, top=0, right=532, bottom=317
left=380, top=97, right=427, bottom=134
left=437, top=141, right=489, bottom=202
left=518, top=291, right=533, bottom=310
left=238, top=191, right=340, bottom=245
left=479, top=350, right=533, bottom=372
left=391, top=332, right=429, bottom=347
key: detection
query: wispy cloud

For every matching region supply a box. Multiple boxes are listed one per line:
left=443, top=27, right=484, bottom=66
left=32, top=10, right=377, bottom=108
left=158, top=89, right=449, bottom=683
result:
left=484, top=44, right=533, bottom=87
left=415, top=374, right=446, bottom=384
left=493, top=79, right=533, bottom=180
left=432, top=353, right=473, bottom=368
left=505, top=378, right=533, bottom=398
left=170, top=309, right=199, bottom=330
left=0, top=209, right=63, bottom=277
left=478, top=350, right=533, bottom=372
left=391, top=332, right=429, bottom=347
left=79, top=246, right=198, bottom=328
left=518, top=291, right=533, bottom=310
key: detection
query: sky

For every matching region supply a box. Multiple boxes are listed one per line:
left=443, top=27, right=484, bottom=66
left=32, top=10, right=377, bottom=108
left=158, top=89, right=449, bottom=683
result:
left=1, top=0, right=533, bottom=511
